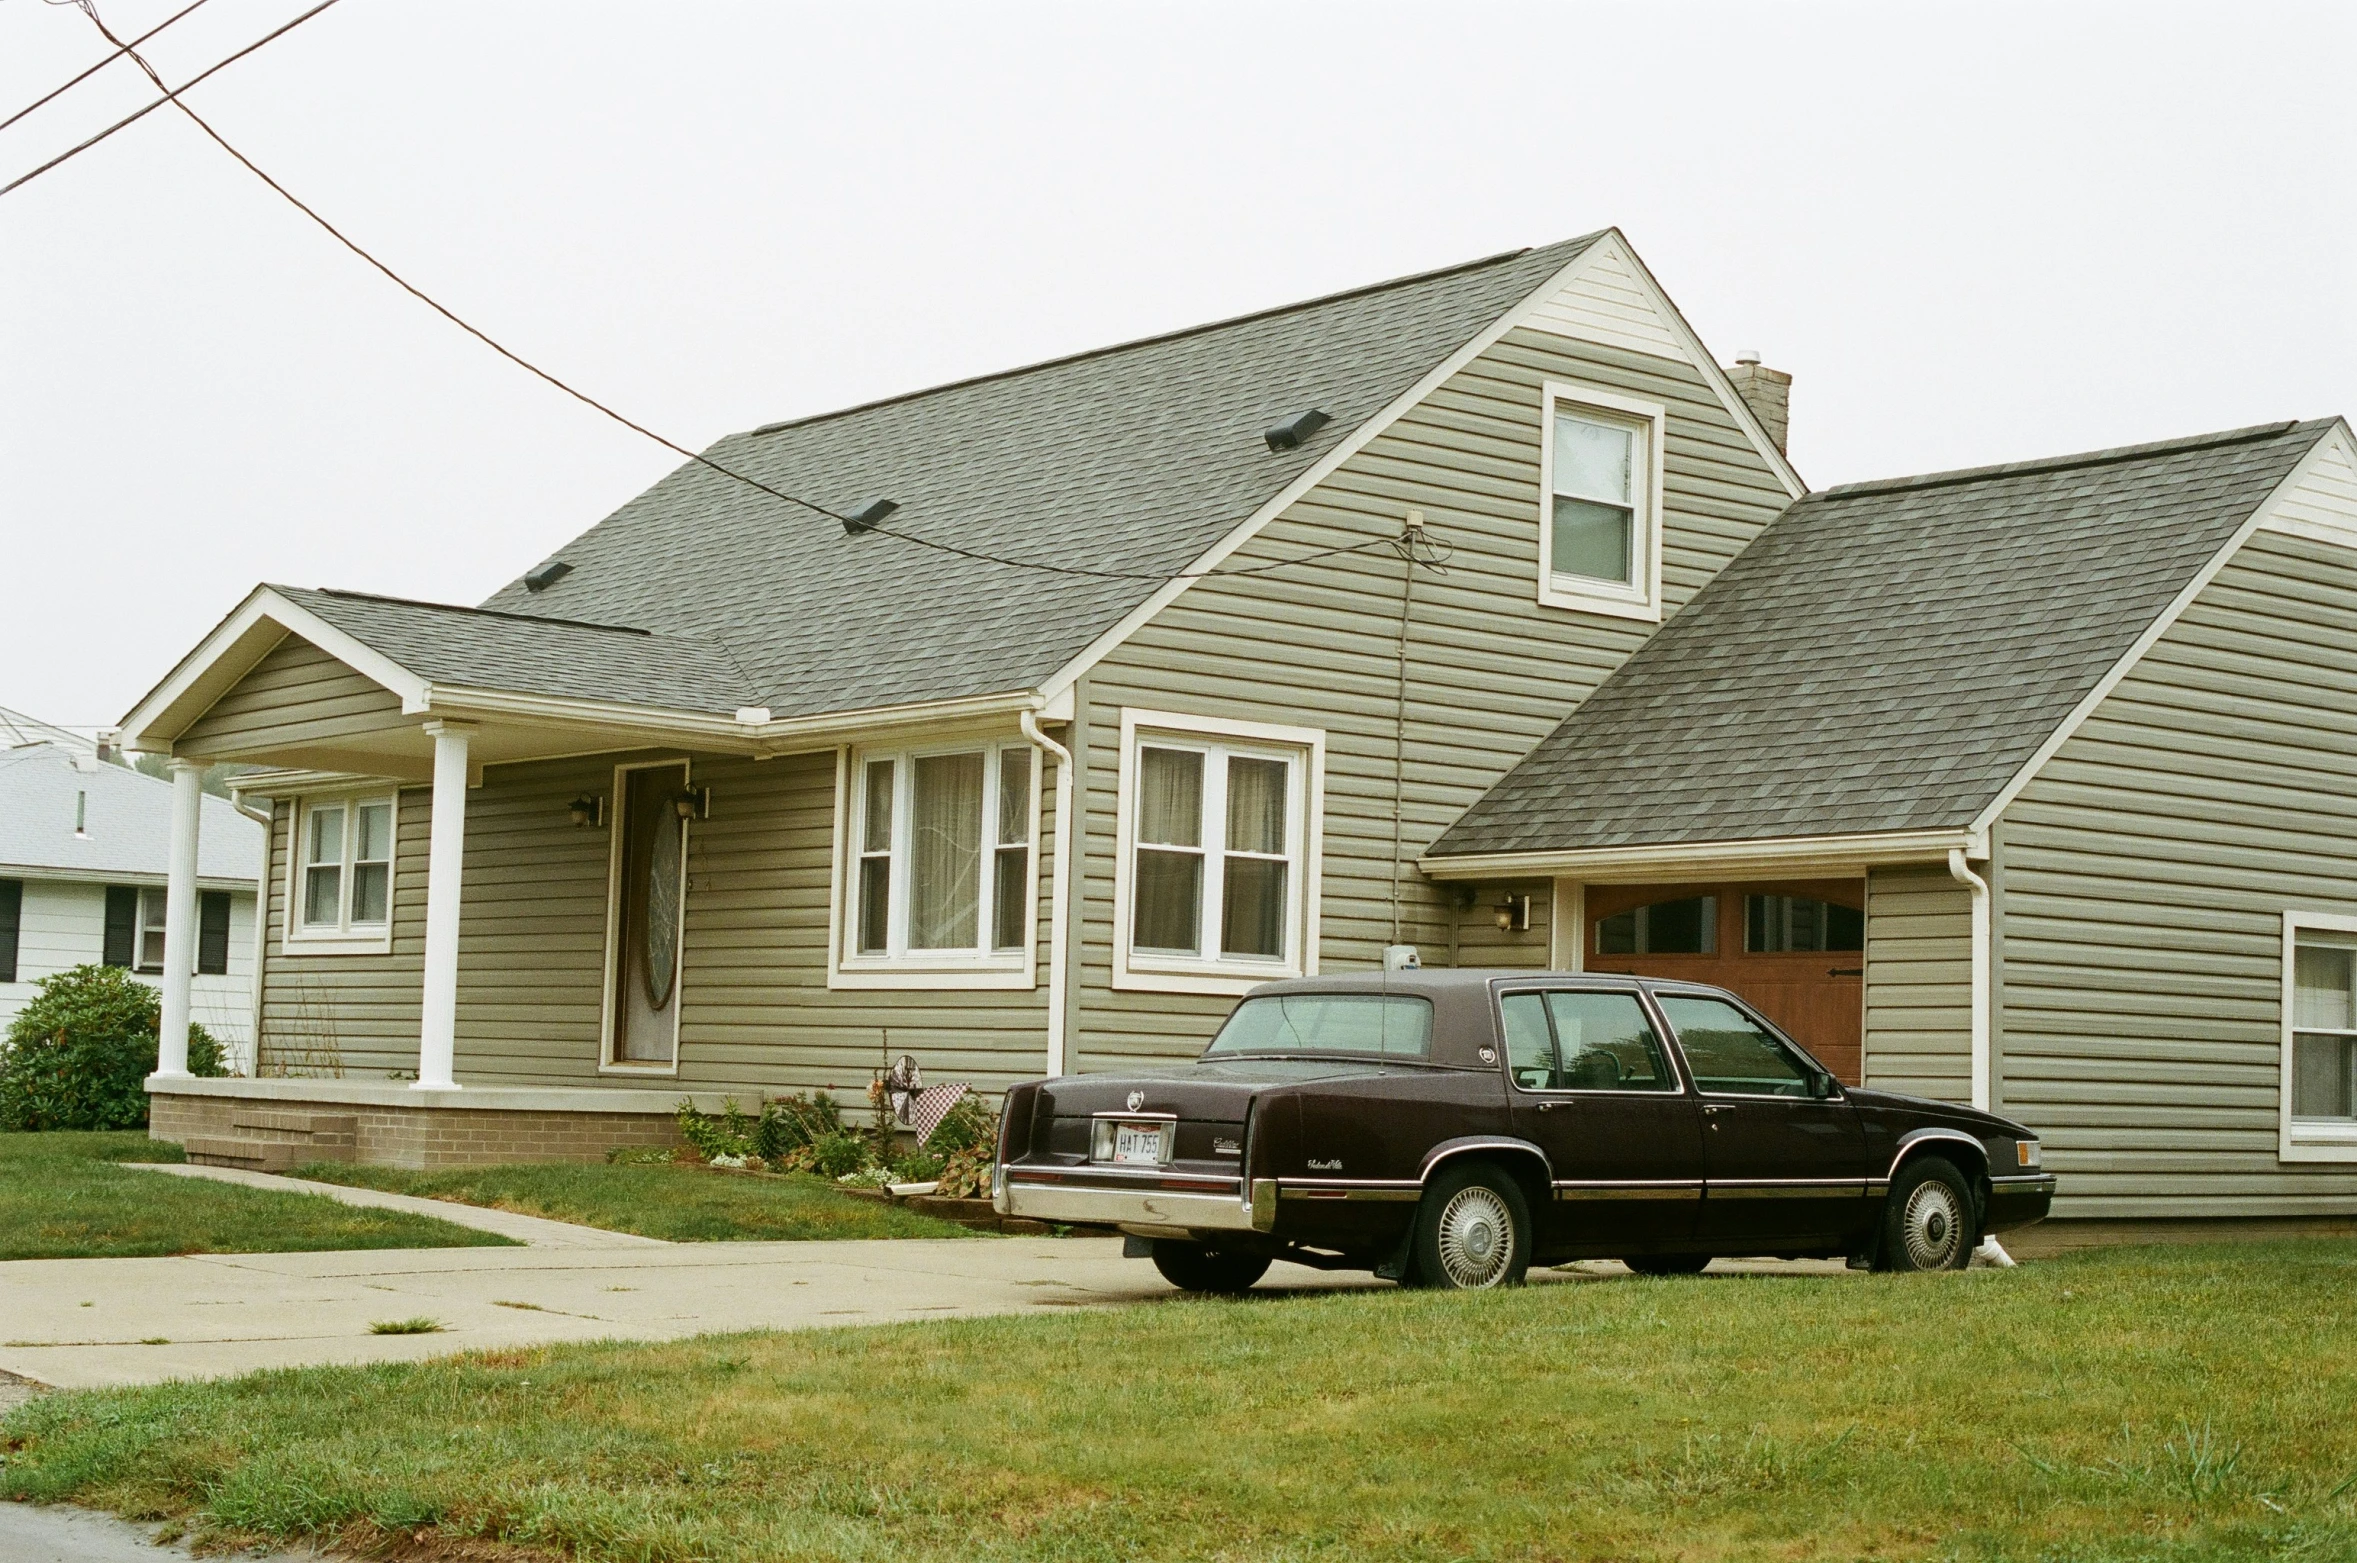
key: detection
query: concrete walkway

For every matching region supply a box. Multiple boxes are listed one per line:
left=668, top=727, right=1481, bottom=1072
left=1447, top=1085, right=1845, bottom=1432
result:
left=124, top=1163, right=668, bottom=1248
left=0, top=1502, right=322, bottom=1563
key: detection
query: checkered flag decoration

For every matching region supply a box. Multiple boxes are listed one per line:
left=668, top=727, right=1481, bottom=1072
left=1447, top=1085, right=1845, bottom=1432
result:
left=908, top=1083, right=972, bottom=1146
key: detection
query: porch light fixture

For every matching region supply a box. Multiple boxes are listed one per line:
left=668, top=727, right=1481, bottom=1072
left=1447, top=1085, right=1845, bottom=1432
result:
left=673, top=786, right=711, bottom=821
left=841, top=497, right=899, bottom=536
left=1494, top=894, right=1532, bottom=933
left=567, top=795, right=605, bottom=828
left=1264, top=408, right=1331, bottom=452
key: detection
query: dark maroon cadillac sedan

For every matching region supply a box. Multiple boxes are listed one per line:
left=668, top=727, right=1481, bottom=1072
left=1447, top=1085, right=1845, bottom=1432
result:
left=994, top=970, right=2054, bottom=1291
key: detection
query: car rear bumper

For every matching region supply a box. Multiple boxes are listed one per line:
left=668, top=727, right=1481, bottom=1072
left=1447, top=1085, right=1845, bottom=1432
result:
left=997, top=1166, right=1261, bottom=1233
left=1984, top=1172, right=2057, bottom=1233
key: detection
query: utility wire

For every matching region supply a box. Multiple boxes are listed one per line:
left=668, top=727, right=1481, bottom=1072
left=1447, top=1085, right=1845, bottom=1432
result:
left=0, top=0, right=211, bottom=134
left=46, top=0, right=1425, bottom=586
left=0, top=0, right=339, bottom=197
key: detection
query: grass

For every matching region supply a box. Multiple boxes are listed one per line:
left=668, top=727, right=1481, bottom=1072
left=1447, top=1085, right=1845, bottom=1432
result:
left=0, top=1131, right=512, bottom=1260
left=366, top=1319, right=444, bottom=1336
left=7, top=1242, right=2356, bottom=1561
left=286, top=1158, right=977, bottom=1242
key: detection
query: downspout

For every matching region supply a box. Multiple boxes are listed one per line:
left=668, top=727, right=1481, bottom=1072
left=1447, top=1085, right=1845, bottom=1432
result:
left=1021, top=710, right=1074, bottom=1078
left=1946, top=847, right=1992, bottom=1111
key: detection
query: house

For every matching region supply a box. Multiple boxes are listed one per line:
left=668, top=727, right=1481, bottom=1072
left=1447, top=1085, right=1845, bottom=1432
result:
left=1, top=707, right=265, bottom=1068
left=111, top=229, right=2357, bottom=1235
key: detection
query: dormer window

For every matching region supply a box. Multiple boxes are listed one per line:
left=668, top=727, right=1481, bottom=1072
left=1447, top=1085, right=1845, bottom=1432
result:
left=1538, top=382, right=1666, bottom=621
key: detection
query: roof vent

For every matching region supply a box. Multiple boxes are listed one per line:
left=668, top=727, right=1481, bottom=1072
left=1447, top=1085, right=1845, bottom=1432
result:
left=841, top=497, right=899, bottom=536
left=523, top=559, right=572, bottom=592
left=1264, top=408, right=1331, bottom=452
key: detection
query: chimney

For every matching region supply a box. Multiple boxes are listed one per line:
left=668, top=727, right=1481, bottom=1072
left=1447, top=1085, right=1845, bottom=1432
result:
left=1725, top=350, right=1791, bottom=455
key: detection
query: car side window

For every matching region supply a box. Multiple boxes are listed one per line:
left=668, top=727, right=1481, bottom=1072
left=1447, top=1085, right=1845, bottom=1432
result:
left=1500, top=993, right=1553, bottom=1090
left=1654, top=994, right=1814, bottom=1097
left=1542, top=991, right=1678, bottom=1092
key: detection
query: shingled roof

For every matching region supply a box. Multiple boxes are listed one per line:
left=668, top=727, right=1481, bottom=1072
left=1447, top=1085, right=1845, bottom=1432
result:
left=418, top=234, right=1605, bottom=720
left=1430, top=419, right=2340, bottom=858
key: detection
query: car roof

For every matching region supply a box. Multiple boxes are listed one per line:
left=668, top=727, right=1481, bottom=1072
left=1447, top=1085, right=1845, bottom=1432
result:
left=1246, top=970, right=1730, bottom=997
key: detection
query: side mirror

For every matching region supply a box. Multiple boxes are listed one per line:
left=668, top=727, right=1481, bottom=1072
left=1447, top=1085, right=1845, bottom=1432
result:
left=1813, top=1072, right=1839, bottom=1100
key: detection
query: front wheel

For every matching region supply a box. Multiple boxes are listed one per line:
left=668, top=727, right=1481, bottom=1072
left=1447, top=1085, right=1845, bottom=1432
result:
left=1150, top=1240, right=1272, bottom=1294
left=1877, top=1156, right=1976, bottom=1272
left=1411, top=1161, right=1531, bottom=1290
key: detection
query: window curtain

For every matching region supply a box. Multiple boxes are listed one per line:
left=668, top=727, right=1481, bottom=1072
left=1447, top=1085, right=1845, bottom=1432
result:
left=909, top=752, right=984, bottom=949
left=1220, top=757, right=1288, bottom=958
left=1133, top=749, right=1204, bottom=953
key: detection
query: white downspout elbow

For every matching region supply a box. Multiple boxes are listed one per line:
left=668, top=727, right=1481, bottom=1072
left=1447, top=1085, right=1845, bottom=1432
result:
left=1021, top=710, right=1075, bottom=1079
left=1947, top=847, right=1992, bottom=1113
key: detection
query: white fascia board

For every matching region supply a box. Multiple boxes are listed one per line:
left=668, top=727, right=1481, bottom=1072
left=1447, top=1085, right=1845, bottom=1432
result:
left=119, top=586, right=429, bottom=751
left=1419, top=827, right=1976, bottom=884
left=0, top=864, right=256, bottom=892
left=1032, top=238, right=1633, bottom=709
left=1968, top=419, right=2350, bottom=837
left=1606, top=236, right=1807, bottom=501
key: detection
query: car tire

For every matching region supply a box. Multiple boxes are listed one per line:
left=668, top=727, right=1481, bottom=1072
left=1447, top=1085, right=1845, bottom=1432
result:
left=1878, top=1156, right=1977, bottom=1272
left=1623, top=1253, right=1712, bottom=1277
left=1410, top=1161, right=1531, bottom=1290
left=1150, top=1240, right=1272, bottom=1295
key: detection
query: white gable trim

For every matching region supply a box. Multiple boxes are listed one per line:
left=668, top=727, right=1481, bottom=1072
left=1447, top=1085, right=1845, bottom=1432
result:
left=118, top=587, right=431, bottom=753
left=1036, top=231, right=1797, bottom=708
left=1969, top=420, right=2353, bottom=836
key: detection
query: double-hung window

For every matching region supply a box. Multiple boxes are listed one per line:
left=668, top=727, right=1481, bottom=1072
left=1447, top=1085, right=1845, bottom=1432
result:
left=838, top=741, right=1035, bottom=984
left=286, top=795, right=395, bottom=953
left=2284, top=912, right=2357, bottom=1160
left=1115, top=710, right=1323, bottom=994
left=1538, top=382, right=1665, bottom=621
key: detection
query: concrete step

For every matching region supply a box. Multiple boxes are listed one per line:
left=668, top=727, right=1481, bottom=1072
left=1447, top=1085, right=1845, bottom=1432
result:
left=183, top=1135, right=310, bottom=1172
left=228, top=1110, right=357, bottom=1151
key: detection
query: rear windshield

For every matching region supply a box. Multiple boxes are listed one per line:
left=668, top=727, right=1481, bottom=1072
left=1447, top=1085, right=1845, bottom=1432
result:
left=1202, top=993, right=1433, bottom=1061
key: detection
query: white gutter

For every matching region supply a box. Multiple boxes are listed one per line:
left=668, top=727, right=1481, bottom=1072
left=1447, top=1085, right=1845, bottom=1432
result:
left=1020, top=709, right=1075, bottom=1079
left=1421, top=828, right=1973, bottom=884
left=1947, top=848, right=1993, bottom=1112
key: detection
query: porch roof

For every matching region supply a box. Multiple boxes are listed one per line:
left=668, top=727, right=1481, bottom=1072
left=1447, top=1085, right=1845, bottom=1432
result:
left=1431, top=418, right=2341, bottom=862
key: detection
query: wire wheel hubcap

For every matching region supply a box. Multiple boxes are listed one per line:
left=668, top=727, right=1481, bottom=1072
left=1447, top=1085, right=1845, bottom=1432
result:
left=1435, top=1186, right=1514, bottom=1288
left=1902, top=1180, right=1964, bottom=1269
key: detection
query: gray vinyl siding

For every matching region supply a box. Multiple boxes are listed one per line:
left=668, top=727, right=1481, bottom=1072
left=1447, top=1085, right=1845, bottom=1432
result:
left=255, top=746, right=1058, bottom=1098
left=1862, top=865, right=1972, bottom=1103
left=179, top=636, right=403, bottom=759
left=1997, top=524, right=2357, bottom=1219
left=1073, top=328, right=1792, bottom=1069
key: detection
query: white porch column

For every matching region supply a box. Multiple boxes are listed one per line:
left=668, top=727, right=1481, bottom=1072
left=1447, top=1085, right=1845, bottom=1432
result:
left=155, top=758, right=203, bottom=1078
left=416, top=720, right=474, bottom=1091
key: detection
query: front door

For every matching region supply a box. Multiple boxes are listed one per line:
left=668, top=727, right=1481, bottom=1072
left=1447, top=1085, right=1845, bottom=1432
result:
left=1650, top=990, right=1871, bottom=1251
left=609, top=763, right=688, bottom=1067
left=1501, top=985, right=1704, bottom=1254
left=1585, top=880, right=1866, bottom=1082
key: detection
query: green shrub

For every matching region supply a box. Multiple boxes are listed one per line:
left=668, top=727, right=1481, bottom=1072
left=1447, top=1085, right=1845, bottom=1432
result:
left=806, top=1133, right=871, bottom=1180
left=928, top=1097, right=1001, bottom=1199
left=0, top=964, right=226, bottom=1131
left=754, top=1092, right=842, bottom=1161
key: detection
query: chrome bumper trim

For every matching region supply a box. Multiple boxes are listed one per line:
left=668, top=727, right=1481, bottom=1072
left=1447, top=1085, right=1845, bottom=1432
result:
left=1003, top=1178, right=1257, bottom=1232
left=1989, top=1173, right=2058, bottom=1194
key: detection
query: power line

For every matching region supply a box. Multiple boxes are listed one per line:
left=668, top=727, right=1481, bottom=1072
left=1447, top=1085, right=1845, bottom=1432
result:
left=0, top=0, right=340, bottom=198
left=53, top=1, right=1428, bottom=586
left=0, top=0, right=212, bottom=134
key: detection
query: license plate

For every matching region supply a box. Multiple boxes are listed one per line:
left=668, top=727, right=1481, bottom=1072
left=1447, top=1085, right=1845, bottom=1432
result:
left=1112, top=1122, right=1167, bottom=1166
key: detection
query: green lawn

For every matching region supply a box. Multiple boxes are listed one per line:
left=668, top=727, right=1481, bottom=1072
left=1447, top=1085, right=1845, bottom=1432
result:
left=7, top=1242, right=2355, bottom=1561
left=0, top=1132, right=511, bottom=1260
left=287, top=1159, right=976, bottom=1242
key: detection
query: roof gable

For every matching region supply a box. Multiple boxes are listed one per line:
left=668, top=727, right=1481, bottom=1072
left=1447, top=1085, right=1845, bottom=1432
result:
left=1431, top=419, right=2342, bottom=859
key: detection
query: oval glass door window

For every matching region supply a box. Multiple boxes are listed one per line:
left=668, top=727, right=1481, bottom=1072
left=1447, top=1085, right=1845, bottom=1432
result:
left=644, top=807, right=683, bottom=1010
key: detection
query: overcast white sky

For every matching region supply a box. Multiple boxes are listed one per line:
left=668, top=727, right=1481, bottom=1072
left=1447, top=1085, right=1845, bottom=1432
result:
left=3, top=1, right=2351, bottom=732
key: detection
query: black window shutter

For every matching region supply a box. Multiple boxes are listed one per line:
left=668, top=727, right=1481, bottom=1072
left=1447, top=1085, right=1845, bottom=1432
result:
left=197, top=891, right=231, bottom=975
left=103, top=885, right=138, bottom=968
left=0, top=879, right=20, bottom=984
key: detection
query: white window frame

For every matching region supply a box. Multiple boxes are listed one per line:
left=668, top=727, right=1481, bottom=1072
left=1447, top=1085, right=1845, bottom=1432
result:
left=828, top=736, right=1042, bottom=990
left=280, top=790, right=398, bottom=956
left=2281, top=908, right=2357, bottom=1162
left=1112, top=708, right=1325, bottom=997
left=599, top=757, right=694, bottom=1075
left=1536, top=380, right=1667, bottom=622
left=135, top=885, right=169, bottom=974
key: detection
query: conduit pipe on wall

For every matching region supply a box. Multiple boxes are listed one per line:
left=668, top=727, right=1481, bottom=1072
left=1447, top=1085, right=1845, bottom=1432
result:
left=1947, top=847, right=1992, bottom=1112
left=1021, top=709, right=1075, bottom=1078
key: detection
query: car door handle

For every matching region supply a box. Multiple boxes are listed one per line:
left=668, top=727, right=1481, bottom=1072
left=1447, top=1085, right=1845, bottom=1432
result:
left=1536, top=1099, right=1569, bottom=1112
left=1701, top=1104, right=1731, bottom=1114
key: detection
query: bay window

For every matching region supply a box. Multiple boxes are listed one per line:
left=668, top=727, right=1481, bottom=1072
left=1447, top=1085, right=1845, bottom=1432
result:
left=285, top=794, right=395, bottom=953
left=1116, top=710, right=1323, bottom=994
left=838, top=741, right=1035, bottom=982
left=1538, top=381, right=1665, bottom=621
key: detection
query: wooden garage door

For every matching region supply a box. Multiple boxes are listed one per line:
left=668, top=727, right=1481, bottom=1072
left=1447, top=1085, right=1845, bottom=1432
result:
left=1583, top=879, right=1866, bottom=1084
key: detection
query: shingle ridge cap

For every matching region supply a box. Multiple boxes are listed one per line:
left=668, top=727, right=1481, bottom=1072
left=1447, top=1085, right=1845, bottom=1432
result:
left=1807, top=419, right=2317, bottom=503
left=739, top=235, right=1607, bottom=440
left=289, top=586, right=657, bottom=639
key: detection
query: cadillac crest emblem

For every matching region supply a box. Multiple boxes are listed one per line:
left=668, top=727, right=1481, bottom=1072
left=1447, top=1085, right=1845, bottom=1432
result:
left=1126, top=1090, right=1146, bottom=1111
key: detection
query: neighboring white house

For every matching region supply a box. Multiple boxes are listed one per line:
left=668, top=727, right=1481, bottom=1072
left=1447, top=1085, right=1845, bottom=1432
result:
left=0, top=707, right=265, bottom=1070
